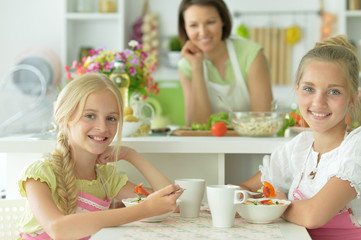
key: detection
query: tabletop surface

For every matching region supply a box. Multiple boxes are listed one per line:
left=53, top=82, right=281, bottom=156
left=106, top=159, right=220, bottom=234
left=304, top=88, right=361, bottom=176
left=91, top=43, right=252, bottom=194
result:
left=90, top=211, right=310, bottom=240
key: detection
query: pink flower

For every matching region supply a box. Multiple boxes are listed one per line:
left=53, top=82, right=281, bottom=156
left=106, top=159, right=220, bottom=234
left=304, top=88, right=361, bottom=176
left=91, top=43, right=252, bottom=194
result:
left=148, top=63, right=157, bottom=73
left=67, top=72, right=72, bottom=81
left=128, top=66, right=136, bottom=76
left=89, top=47, right=104, bottom=56
left=71, top=60, right=78, bottom=69
left=140, top=51, right=147, bottom=59
left=61, top=40, right=160, bottom=96
left=124, top=49, right=132, bottom=57
left=88, top=63, right=101, bottom=72
left=131, top=55, right=139, bottom=66
left=103, top=62, right=113, bottom=73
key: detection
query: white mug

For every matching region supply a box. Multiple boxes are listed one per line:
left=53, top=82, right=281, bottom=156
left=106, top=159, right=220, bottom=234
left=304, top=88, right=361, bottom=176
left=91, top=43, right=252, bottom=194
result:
left=174, top=179, right=205, bottom=218
left=207, top=185, right=248, bottom=228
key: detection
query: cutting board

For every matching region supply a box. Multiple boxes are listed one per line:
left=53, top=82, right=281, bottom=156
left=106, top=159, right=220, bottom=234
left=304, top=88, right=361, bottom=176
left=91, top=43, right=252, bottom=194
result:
left=171, top=128, right=239, bottom=136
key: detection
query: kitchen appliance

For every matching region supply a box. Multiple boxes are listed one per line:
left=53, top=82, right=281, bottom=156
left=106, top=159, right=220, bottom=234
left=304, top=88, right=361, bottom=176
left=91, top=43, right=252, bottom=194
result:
left=0, top=48, right=61, bottom=136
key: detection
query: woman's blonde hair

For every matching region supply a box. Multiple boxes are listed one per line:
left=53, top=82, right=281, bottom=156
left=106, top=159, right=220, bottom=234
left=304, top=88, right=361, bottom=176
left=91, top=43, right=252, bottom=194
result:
left=295, top=35, right=361, bottom=126
left=49, top=72, right=123, bottom=214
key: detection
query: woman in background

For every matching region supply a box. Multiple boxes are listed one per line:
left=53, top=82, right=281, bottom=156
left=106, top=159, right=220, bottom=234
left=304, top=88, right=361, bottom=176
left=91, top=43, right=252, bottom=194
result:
left=177, top=0, right=273, bottom=125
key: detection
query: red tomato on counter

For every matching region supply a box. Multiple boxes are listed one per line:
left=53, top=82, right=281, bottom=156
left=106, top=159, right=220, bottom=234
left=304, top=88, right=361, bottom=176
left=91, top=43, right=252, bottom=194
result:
left=211, top=122, right=227, bottom=137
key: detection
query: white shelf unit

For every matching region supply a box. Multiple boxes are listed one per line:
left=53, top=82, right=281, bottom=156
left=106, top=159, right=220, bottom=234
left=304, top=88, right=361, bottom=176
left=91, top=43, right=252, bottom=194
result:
left=338, top=0, right=361, bottom=62
left=61, top=0, right=126, bottom=70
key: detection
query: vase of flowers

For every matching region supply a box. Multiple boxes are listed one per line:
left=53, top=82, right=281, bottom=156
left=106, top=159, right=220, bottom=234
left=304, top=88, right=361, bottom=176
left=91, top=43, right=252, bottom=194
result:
left=64, top=40, right=159, bottom=99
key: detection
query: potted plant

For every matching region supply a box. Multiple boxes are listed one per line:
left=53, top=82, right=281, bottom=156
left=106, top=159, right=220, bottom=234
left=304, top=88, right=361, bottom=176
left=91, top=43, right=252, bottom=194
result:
left=167, top=36, right=182, bottom=68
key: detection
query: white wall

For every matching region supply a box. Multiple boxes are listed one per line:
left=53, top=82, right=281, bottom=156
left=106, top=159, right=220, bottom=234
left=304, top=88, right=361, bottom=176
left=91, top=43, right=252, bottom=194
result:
left=0, top=0, right=341, bottom=117
left=0, top=0, right=62, bottom=80
left=0, top=153, right=6, bottom=194
left=0, top=0, right=342, bottom=79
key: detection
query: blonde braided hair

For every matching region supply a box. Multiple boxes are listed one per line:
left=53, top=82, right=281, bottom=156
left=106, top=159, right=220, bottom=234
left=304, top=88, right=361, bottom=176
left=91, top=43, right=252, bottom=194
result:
left=48, top=72, right=124, bottom=214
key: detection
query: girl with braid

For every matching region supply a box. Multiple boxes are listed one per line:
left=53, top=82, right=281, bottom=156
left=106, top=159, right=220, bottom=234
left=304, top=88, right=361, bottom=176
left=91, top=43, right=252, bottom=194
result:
left=18, top=72, right=182, bottom=240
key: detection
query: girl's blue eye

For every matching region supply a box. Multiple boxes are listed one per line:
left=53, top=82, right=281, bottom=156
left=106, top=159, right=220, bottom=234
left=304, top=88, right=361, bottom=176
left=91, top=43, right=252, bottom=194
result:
left=329, top=89, right=340, bottom=95
left=303, top=87, right=313, bottom=92
left=107, top=116, right=117, bottom=122
left=86, top=114, right=95, bottom=119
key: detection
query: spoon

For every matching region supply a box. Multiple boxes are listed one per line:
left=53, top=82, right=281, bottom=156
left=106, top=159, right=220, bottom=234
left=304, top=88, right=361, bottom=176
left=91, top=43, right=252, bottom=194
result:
left=243, top=190, right=262, bottom=196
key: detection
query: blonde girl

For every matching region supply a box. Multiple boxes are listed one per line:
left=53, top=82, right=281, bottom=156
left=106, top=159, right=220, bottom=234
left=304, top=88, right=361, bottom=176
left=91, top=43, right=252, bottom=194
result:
left=238, top=35, right=361, bottom=240
left=18, top=72, right=182, bottom=239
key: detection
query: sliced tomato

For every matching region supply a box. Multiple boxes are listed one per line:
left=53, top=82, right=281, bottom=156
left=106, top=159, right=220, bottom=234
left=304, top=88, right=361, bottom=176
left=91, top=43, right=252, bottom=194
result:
left=262, top=181, right=277, bottom=198
left=260, top=199, right=272, bottom=204
left=289, top=112, right=301, bottom=123
left=134, top=183, right=149, bottom=196
left=299, top=117, right=309, bottom=127
left=290, top=111, right=309, bottom=127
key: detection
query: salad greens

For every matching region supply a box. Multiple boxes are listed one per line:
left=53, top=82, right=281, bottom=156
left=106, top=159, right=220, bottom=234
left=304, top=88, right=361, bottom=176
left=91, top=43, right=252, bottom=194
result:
left=191, top=112, right=230, bottom=130
left=277, top=114, right=296, bottom=137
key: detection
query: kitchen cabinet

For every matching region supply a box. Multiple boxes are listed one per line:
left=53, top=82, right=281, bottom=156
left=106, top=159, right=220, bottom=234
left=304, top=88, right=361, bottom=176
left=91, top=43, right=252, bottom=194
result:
left=61, top=0, right=126, bottom=68
left=339, top=0, right=361, bottom=63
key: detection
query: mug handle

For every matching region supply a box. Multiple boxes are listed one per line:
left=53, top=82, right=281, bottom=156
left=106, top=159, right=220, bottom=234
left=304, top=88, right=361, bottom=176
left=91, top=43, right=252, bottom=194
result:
left=234, top=190, right=248, bottom=204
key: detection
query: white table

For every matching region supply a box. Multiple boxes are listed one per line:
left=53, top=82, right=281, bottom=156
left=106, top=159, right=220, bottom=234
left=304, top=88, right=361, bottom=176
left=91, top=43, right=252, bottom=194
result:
left=0, top=134, right=291, bottom=199
left=90, top=212, right=311, bottom=240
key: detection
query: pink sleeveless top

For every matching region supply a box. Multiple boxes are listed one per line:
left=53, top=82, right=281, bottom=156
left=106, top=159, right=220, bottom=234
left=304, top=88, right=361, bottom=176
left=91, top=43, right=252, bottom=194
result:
left=20, top=167, right=112, bottom=240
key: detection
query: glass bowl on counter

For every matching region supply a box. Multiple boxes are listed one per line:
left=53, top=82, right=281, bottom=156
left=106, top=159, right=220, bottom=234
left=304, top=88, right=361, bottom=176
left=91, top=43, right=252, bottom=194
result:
left=230, top=112, right=285, bottom=137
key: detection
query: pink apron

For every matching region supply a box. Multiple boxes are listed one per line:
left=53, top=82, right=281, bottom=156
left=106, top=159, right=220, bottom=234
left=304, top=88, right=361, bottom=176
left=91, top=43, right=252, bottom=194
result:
left=20, top=167, right=112, bottom=240
left=293, top=147, right=361, bottom=240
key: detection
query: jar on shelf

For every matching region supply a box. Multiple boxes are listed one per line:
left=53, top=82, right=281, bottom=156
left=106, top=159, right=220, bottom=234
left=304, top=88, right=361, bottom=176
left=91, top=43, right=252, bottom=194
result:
left=110, top=60, right=130, bottom=108
left=99, top=0, right=117, bottom=13
left=78, top=46, right=92, bottom=63
left=76, top=0, right=95, bottom=13
left=348, top=0, right=361, bottom=10
left=129, top=93, right=154, bottom=136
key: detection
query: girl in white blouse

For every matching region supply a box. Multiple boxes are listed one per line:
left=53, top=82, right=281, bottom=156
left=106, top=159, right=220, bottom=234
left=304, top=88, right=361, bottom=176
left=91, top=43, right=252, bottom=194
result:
left=238, top=35, right=361, bottom=240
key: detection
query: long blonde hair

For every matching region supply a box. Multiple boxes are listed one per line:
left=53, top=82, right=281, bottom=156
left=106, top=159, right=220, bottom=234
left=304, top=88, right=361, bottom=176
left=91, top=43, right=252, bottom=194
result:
left=49, top=72, right=123, bottom=214
left=295, top=35, right=361, bottom=125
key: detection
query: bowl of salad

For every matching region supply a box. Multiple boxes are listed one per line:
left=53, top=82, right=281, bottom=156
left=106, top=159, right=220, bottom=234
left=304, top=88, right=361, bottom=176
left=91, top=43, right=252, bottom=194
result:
left=122, top=197, right=181, bottom=222
left=236, top=198, right=291, bottom=224
left=230, top=112, right=285, bottom=137
left=122, top=183, right=181, bottom=222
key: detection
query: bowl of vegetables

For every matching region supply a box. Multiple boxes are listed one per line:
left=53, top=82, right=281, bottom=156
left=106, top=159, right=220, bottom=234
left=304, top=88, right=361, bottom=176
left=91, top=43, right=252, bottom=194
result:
left=237, top=198, right=291, bottom=224
left=122, top=197, right=181, bottom=222
left=230, top=112, right=285, bottom=137
left=122, top=183, right=181, bottom=222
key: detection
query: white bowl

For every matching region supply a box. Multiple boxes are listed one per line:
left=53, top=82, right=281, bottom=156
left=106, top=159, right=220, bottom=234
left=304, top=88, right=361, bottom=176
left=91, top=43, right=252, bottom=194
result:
left=122, top=197, right=181, bottom=222
left=122, top=122, right=141, bottom=137
left=236, top=198, right=291, bottom=224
